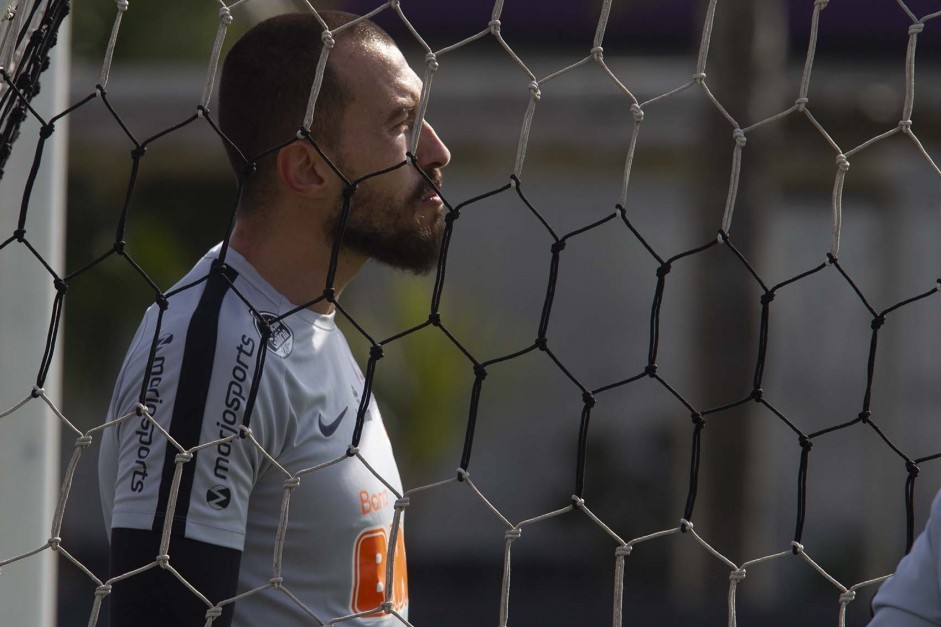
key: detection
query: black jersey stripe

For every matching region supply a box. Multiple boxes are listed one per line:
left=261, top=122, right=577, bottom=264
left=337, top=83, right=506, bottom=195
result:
left=152, top=263, right=239, bottom=535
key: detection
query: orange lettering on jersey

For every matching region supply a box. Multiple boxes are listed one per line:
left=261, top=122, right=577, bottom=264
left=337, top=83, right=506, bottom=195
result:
left=359, top=488, right=389, bottom=515
left=351, top=526, right=408, bottom=616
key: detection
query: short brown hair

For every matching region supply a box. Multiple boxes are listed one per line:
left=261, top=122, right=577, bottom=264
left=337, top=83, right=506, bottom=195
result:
left=218, top=11, right=393, bottom=207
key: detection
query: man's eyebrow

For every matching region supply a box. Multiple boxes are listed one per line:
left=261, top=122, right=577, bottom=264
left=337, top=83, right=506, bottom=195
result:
left=385, top=97, right=418, bottom=124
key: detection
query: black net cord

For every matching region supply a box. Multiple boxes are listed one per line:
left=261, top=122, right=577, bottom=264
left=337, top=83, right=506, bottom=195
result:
left=793, top=436, right=813, bottom=550
left=905, top=460, right=919, bottom=554
left=752, top=292, right=773, bottom=391
left=458, top=365, right=487, bottom=476
left=573, top=392, right=596, bottom=498
left=682, top=413, right=705, bottom=522
left=35, top=278, right=66, bottom=387
left=350, top=345, right=383, bottom=449
left=647, top=263, right=670, bottom=366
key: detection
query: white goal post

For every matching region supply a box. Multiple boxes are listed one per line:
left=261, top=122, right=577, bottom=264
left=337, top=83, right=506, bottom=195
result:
left=0, top=11, right=70, bottom=627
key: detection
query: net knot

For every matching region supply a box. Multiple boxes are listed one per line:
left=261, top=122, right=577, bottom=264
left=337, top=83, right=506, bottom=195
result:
left=489, top=19, right=501, bottom=35
left=370, top=345, right=384, bottom=360
left=283, top=477, right=301, bottom=491
left=717, top=229, right=729, bottom=244
left=31, top=386, right=43, bottom=398
left=630, top=104, right=644, bottom=122
left=473, top=364, right=488, bottom=379
left=899, top=119, right=913, bottom=131
left=428, top=312, right=441, bottom=326
left=175, top=452, right=193, bottom=464
left=909, top=23, right=925, bottom=35
left=571, top=495, right=586, bottom=508
left=13, top=228, right=25, bottom=241
left=871, top=315, right=885, bottom=330
left=4, top=7, right=15, bottom=20
left=218, top=6, right=232, bottom=25
left=836, top=154, right=850, bottom=171
left=591, top=46, right=604, bottom=61
left=346, top=445, right=359, bottom=457
left=343, top=183, right=358, bottom=198
left=656, top=262, right=672, bottom=278
left=75, top=435, right=93, bottom=449
left=616, top=204, right=627, bottom=218
left=692, top=72, right=706, bottom=83
left=729, top=569, right=746, bottom=583
left=751, top=388, right=763, bottom=402
left=116, top=0, right=129, bottom=11
left=644, top=364, right=658, bottom=376
left=551, top=240, right=566, bottom=254
left=135, top=402, right=148, bottom=416
left=444, top=208, right=461, bottom=224
left=858, top=410, right=870, bottom=424
left=239, top=425, right=251, bottom=439
left=131, top=146, right=147, bottom=159
left=795, top=97, right=809, bottom=112
left=535, top=337, right=548, bottom=351
left=456, top=467, right=469, bottom=481
left=732, top=128, right=747, bottom=146
left=615, top=545, right=632, bottom=557
left=95, top=584, right=112, bottom=597
left=269, top=576, right=284, bottom=589
left=39, top=123, right=54, bottom=139
left=321, top=31, right=335, bottom=49
left=395, top=497, right=410, bottom=510
left=528, top=81, right=542, bottom=101
left=323, top=287, right=336, bottom=302
left=505, top=528, right=522, bottom=540
left=155, top=293, right=169, bottom=311
left=760, top=291, right=775, bottom=305
left=240, top=162, right=256, bottom=179
left=425, top=52, right=439, bottom=72
left=906, top=460, right=920, bottom=477
left=680, top=518, right=693, bottom=532
left=157, top=553, right=170, bottom=567
left=814, top=0, right=829, bottom=7
left=582, top=392, right=595, bottom=408
left=839, top=590, right=856, bottom=604
left=691, top=412, right=704, bottom=426
left=380, top=601, right=394, bottom=613
left=53, top=278, right=68, bottom=294
left=798, top=435, right=813, bottom=450
left=48, top=536, right=61, bottom=550
left=826, top=252, right=838, bottom=265
left=791, top=541, right=804, bottom=555
left=509, top=174, right=520, bottom=188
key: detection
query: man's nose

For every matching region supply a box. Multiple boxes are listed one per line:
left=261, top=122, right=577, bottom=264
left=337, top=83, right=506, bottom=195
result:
left=415, top=120, right=450, bottom=171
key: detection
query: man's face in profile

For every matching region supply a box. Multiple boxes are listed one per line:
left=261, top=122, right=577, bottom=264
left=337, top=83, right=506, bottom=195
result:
left=326, top=40, right=451, bottom=274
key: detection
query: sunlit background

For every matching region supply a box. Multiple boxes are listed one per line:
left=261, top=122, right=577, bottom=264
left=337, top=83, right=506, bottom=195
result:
left=5, top=0, right=941, bottom=625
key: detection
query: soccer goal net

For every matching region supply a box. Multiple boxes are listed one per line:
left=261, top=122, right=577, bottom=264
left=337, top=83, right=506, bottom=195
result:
left=2, top=1, right=941, bottom=626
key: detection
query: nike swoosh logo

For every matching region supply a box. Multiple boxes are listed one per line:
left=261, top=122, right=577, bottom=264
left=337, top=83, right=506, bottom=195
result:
left=318, top=407, right=348, bottom=437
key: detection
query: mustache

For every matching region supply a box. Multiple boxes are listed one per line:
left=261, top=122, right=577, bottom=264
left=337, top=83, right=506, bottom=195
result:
left=412, top=168, right=444, bottom=201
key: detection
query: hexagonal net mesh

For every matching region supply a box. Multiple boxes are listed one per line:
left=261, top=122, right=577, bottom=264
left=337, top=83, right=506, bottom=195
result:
left=3, top=1, right=941, bottom=626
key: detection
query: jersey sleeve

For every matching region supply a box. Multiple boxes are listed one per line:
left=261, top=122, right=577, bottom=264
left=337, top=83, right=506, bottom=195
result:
left=100, top=274, right=289, bottom=553
left=869, top=489, right=941, bottom=626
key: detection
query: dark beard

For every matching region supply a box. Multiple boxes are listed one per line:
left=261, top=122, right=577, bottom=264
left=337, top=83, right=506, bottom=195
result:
left=328, top=167, right=444, bottom=274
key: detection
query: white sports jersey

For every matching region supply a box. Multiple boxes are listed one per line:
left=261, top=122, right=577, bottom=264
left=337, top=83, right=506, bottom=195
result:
left=869, top=489, right=941, bottom=626
left=99, top=245, right=408, bottom=625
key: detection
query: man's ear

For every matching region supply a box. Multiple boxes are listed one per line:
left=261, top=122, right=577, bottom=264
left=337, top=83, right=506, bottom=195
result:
left=276, top=140, right=333, bottom=196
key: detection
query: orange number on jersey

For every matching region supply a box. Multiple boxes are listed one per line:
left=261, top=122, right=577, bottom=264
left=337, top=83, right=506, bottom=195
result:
left=352, top=526, right=408, bottom=616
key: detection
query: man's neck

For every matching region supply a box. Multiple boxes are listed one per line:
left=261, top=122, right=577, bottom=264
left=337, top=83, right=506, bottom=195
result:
left=227, top=211, right=366, bottom=315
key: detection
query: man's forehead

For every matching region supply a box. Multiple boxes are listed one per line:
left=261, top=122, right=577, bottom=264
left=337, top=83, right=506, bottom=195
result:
left=333, top=39, right=421, bottom=106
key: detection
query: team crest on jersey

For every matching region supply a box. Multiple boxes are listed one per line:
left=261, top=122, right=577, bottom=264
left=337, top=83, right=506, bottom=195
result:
left=206, top=485, right=231, bottom=510
left=254, top=311, right=293, bottom=358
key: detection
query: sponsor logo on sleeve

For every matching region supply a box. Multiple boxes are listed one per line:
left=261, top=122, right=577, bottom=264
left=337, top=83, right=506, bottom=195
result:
left=206, top=485, right=232, bottom=510
left=253, top=311, right=293, bottom=358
